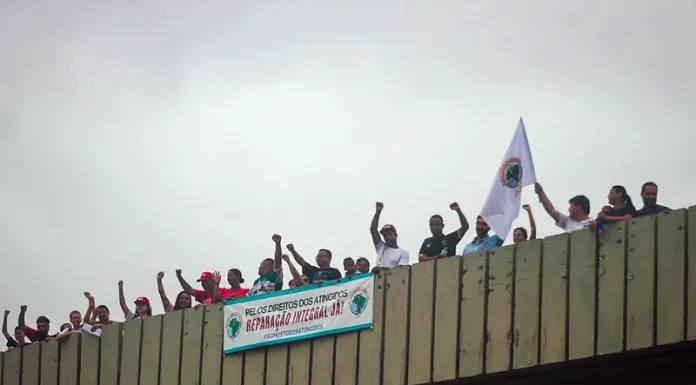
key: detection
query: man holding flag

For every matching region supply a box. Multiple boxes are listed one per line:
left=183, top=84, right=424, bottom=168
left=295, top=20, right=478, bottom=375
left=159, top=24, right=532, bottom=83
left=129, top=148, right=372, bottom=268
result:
left=466, top=118, right=536, bottom=253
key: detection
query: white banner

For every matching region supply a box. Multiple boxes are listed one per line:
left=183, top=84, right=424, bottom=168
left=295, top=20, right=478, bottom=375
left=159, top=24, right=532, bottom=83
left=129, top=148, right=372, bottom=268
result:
left=223, top=273, right=375, bottom=354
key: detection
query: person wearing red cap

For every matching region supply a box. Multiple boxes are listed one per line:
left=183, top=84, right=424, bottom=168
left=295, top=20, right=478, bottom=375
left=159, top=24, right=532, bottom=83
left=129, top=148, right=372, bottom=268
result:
left=118, top=280, right=152, bottom=320
left=175, top=270, right=232, bottom=305
left=369, top=202, right=410, bottom=273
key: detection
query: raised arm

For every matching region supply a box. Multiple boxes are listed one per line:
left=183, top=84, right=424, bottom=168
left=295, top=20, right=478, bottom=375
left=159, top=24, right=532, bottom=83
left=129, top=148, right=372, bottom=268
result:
left=370, top=202, right=384, bottom=245
left=2, top=310, right=11, bottom=341
left=18, top=305, right=27, bottom=329
left=282, top=254, right=305, bottom=286
left=286, top=244, right=307, bottom=267
left=449, top=202, right=470, bottom=237
left=157, top=272, right=173, bottom=312
left=83, top=292, right=95, bottom=325
left=117, top=280, right=129, bottom=315
left=211, top=271, right=224, bottom=304
left=272, top=234, right=283, bottom=270
left=175, top=269, right=196, bottom=296
left=534, top=183, right=560, bottom=223
left=522, top=204, right=537, bottom=240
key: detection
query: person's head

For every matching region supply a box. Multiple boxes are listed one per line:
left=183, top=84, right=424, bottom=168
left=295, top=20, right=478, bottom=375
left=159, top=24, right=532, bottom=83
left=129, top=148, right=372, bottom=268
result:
left=259, top=258, right=274, bottom=276
left=343, top=257, right=355, bottom=272
left=315, top=249, right=333, bottom=268
left=173, top=291, right=192, bottom=311
left=36, top=316, right=50, bottom=336
left=69, top=310, right=82, bottom=327
left=568, top=195, right=591, bottom=220
left=356, top=257, right=370, bottom=274
left=14, top=326, right=25, bottom=342
left=96, top=305, right=110, bottom=323
left=475, top=216, right=490, bottom=238
left=380, top=224, right=398, bottom=247
left=513, top=227, right=528, bottom=243
left=641, top=182, right=659, bottom=207
left=227, top=268, right=245, bottom=287
left=429, top=215, right=445, bottom=236
left=197, top=271, right=216, bottom=292
left=134, top=297, right=152, bottom=317
left=608, top=185, right=634, bottom=208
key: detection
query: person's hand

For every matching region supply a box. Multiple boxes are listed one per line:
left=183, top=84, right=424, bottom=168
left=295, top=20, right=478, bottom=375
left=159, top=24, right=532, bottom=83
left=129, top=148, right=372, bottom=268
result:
left=286, top=244, right=295, bottom=252
left=118, top=280, right=124, bottom=288
left=597, top=212, right=607, bottom=220
left=418, top=254, right=430, bottom=263
left=314, top=279, right=325, bottom=285
left=212, top=271, right=222, bottom=287
left=84, top=292, right=94, bottom=302
left=534, top=183, right=543, bottom=195
left=157, top=271, right=164, bottom=280
left=449, top=202, right=460, bottom=211
left=272, top=234, right=282, bottom=243
left=522, top=204, right=531, bottom=212
left=4, top=310, right=9, bottom=316
left=175, top=269, right=182, bottom=276
left=376, top=202, right=384, bottom=212
left=601, top=205, right=611, bottom=213
left=663, top=208, right=672, bottom=215
left=371, top=266, right=382, bottom=274
left=20, top=305, right=27, bottom=312
left=281, top=254, right=290, bottom=262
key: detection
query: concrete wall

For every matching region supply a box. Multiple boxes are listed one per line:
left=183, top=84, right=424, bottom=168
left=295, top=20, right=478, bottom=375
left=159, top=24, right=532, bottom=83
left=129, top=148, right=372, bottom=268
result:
left=2, top=207, right=696, bottom=385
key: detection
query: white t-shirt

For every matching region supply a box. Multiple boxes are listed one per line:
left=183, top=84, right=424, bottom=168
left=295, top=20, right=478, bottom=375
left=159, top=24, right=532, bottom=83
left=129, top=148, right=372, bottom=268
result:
left=375, top=241, right=410, bottom=268
left=556, top=213, right=592, bottom=232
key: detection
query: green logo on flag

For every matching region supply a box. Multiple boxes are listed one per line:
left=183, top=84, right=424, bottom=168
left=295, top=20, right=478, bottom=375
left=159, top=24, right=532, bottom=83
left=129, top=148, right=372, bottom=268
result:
left=500, top=157, right=523, bottom=189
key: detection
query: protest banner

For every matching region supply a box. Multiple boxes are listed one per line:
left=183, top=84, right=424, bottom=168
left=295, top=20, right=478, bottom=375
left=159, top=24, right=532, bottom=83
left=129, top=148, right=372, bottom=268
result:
left=223, top=273, right=374, bottom=354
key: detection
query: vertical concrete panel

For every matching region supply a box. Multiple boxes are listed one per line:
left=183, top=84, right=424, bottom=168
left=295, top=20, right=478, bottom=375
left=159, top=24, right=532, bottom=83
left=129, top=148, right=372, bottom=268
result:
left=596, top=222, right=627, bottom=355
left=221, top=352, right=243, bottom=385
left=0, top=351, right=3, bottom=385
left=311, top=337, right=335, bottom=385
left=265, top=345, right=288, bottom=385
left=80, top=332, right=101, bottom=385
left=334, top=332, right=357, bottom=385
left=2, top=347, right=20, bottom=385
left=201, top=304, right=223, bottom=385
left=140, top=315, right=163, bottom=385
left=512, top=239, right=541, bottom=369
left=626, top=215, right=656, bottom=350
left=485, top=246, right=514, bottom=373
left=243, top=349, right=266, bottom=385
left=40, top=340, right=60, bottom=385
left=383, top=265, right=410, bottom=385
left=539, top=233, right=569, bottom=364
left=432, top=257, right=461, bottom=382
left=687, top=206, right=696, bottom=340
left=407, top=262, right=434, bottom=385
left=288, top=341, right=311, bottom=385
left=99, top=322, right=122, bottom=385
left=160, top=310, right=183, bottom=385
left=22, top=343, right=41, bottom=385
left=458, top=251, right=487, bottom=378
left=657, top=209, right=687, bottom=344
left=567, top=229, right=596, bottom=360
left=120, top=319, right=143, bottom=385
left=357, top=273, right=385, bottom=385
left=181, top=307, right=205, bottom=385
left=59, top=333, right=81, bottom=385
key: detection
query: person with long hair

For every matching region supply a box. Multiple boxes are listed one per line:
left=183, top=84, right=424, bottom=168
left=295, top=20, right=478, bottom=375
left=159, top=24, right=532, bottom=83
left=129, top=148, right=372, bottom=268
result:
left=118, top=280, right=152, bottom=320
left=597, top=185, right=636, bottom=224
left=157, top=272, right=193, bottom=312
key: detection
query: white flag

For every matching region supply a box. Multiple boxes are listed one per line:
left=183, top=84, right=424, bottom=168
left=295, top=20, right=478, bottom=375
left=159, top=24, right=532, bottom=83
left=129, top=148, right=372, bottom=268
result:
left=480, top=118, right=537, bottom=239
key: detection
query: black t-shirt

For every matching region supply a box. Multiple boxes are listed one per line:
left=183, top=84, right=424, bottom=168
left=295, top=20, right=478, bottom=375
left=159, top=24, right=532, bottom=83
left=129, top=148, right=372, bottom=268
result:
left=635, top=204, right=670, bottom=218
left=302, top=264, right=342, bottom=283
left=597, top=205, right=636, bottom=223
left=419, top=231, right=462, bottom=258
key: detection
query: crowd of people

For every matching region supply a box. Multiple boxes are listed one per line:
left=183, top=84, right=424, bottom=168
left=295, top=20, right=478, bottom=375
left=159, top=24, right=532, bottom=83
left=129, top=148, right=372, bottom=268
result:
left=2, top=181, right=670, bottom=350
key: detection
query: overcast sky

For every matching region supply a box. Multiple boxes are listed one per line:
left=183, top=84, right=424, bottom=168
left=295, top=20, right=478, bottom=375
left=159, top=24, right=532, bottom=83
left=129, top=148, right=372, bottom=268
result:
left=1, top=1, right=695, bottom=333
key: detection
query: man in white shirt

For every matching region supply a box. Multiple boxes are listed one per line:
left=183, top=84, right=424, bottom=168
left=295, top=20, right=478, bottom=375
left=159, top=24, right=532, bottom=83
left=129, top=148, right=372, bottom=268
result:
left=534, top=182, right=594, bottom=232
left=369, top=202, right=410, bottom=272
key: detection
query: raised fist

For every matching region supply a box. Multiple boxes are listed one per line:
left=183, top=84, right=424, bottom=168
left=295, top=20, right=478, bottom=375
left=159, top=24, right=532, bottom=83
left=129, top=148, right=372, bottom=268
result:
left=20, top=305, right=27, bottom=312
left=272, top=234, right=282, bottom=243
left=522, top=204, right=531, bottom=212
left=157, top=271, right=165, bottom=280
left=118, top=280, right=123, bottom=287
left=449, top=202, right=460, bottom=211
left=175, top=269, right=182, bottom=276
left=534, top=183, right=543, bottom=195
left=4, top=310, right=9, bottom=316
left=286, top=244, right=295, bottom=252
left=281, top=254, right=290, bottom=262
left=375, top=202, right=384, bottom=211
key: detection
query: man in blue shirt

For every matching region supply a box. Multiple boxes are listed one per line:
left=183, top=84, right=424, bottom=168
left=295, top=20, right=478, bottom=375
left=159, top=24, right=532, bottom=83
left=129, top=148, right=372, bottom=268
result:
left=462, top=216, right=504, bottom=255
left=635, top=182, right=671, bottom=218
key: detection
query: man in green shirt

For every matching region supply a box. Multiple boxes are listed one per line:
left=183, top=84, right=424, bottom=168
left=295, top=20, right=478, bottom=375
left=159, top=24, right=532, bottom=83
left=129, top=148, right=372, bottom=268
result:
left=249, top=234, right=284, bottom=296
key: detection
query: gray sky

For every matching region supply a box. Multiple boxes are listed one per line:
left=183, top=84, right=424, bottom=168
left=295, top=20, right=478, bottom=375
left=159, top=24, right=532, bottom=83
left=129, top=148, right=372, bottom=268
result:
left=1, top=1, right=695, bottom=332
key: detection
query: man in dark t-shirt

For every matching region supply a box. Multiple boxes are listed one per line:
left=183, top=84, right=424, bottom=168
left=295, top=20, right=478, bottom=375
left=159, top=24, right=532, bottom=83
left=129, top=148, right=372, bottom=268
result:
left=288, top=245, right=342, bottom=284
left=418, top=202, right=470, bottom=263
left=635, top=181, right=671, bottom=218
